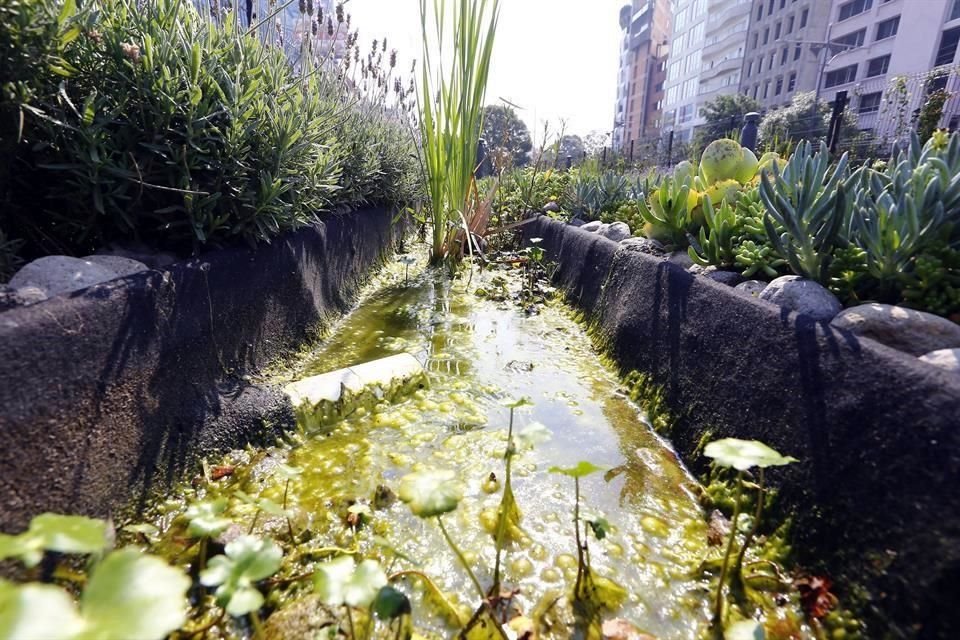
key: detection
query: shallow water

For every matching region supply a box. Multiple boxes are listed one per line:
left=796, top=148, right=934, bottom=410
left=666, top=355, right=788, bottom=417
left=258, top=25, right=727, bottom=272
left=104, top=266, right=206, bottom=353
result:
left=145, top=258, right=815, bottom=638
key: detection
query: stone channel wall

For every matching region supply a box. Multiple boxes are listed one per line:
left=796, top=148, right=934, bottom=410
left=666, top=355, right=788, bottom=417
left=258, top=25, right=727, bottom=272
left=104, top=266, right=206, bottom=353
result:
left=527, top=216, right=960, bottom=639
left=0, top=209, right=401, bottom=533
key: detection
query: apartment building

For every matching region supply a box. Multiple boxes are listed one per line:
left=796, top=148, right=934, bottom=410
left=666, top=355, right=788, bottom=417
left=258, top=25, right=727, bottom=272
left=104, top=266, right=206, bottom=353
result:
left=819, top=0, right=960, bottom=136
left=739, top=0, right=831, bottom=109
left=700, top=0, right=753, bottom=104
left=613, top=0, right=672, bottom=150
left=662, top=0, right=709, bottom=141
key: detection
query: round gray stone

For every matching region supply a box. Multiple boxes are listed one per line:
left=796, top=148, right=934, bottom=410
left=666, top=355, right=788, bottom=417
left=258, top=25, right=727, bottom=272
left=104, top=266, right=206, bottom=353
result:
left=918, top=348, right=960, bottom=375
left=8, top=256, right=119, bottom=297
left=703, top=266, right=742, bottom=286
left=568, top=218, right=586, bottom=228
left=600, top=221, right=631, bottom=242
left=735, top=280, right=768, bottom=298
left=542, top=201, right=561, bottom=213
left=581, top=220, right=603, bottom=233
left=619, top=237, right=666, bottom=256
left=758, top=275, right=842, bottom=321
left=83, top=255, right=149, bottom=278
left=831, top=303, right=960, bottom=356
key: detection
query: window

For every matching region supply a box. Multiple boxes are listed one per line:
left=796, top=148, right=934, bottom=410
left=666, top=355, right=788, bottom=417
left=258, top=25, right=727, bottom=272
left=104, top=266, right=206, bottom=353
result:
left=768, top=0, right=775, bottom=13
left=752, top=33, right=759, bottom=49
left=824, top=64, right=858, bottom=88
left=781, top=46, right=788, bottom=64
left=787, top=16, right=795, bottom=33
left=952, top=0, right=960, bottom=20
left=764, top=80, right=770, bottom=98
left=800, top=7, right=808, bottom=28
left=838, top=0, right=872, bottom=21
left=866, top=55, right=890, bottom=77
left=858, top=92, right=882, bottom=113
left=781, top=0, right=786, bottom=7
left=875, top=16, right=899, bottom=40
left=757, top=3, right=763, bottom=20
left=747, top=60, right=753, bottom=77
left=770, top=51, right=776, bottom=68
left=758, top=57, right=764, bottom=73
left=775, top=77, right=783, bottom=95
left=775, top=21, right=782, bottom=39
left=794, top=44, right=802, bottom=60
left=788, top=71, right=797, bottom=91
left=936, top=26, right=960, bottom=66
left=763, top=27, right=769, bottom=45
left=753, top=84, right=759, bottom=99
left=832, top=29, right=866, bottom=49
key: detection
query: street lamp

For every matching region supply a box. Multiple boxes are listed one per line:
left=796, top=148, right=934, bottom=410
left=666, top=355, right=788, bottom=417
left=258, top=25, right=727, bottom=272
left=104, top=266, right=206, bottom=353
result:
left=784, top=30, right=857, bottom=129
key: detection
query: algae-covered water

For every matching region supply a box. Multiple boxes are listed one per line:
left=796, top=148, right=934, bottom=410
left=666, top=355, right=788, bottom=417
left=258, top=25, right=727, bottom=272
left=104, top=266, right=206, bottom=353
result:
left=141, top=258, right=819, bottom=639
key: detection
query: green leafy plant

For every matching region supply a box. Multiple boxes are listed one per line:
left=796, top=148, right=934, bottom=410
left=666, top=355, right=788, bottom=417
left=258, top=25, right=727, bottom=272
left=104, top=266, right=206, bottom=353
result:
left=758, top=141, right=853, bottom=284
left=314, top=555, right=391, bottom=638
left=199, top=535, right=282, bottom=636
left=638, top=175, right=697, bottom=249
left=0, top=513, right=108, bottom=567
left=703, top=439, right=797, bottom=627
left=689, top=197, right=740, bottom=269
left=417, top=0, right=500, bottom=263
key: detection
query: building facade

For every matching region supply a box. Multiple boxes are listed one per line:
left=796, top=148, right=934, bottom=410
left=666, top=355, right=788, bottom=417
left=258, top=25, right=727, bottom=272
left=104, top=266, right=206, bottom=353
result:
left=613, top=0, right=672, bottom=150
left=739, top=0, right=831, bottom=110
left=700, top=0, right=752, bottom=104
left=662, top=0, right=708, bottom=142
left=817, top=0, right=960, bottom=138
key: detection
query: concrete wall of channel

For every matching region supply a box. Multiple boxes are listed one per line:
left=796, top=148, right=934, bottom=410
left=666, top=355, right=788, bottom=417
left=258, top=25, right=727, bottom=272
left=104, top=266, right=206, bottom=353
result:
left=526, top=215, right=960, bottom=639
left=0, top=209, right=402, bottom=534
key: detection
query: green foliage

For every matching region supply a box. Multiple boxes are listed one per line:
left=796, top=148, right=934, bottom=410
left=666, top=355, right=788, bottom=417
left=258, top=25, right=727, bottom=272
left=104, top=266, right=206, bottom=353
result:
left=418, top=0, right=500, bottom=262
left=758, top=91, right=857, bottom=148
left=637, top=175, right=696, bottom=249
left=901, top=243, right=960, bottom=318
left=481, top=104, right=532, bottom=170
left=185, top=497, right=232, bottom=538
left=199, top=535, right=283, bottom=616
left=0, top=513, right=109, bottom=567
left=689, top=197, right=740, bottom=268
left=693, top=93, right=761, bottom=155
left=758, top=141, right=853, bottom=284
left=3, top=0, right=418, bottom=259
left=0, top=228, right=25, bottom=282
left=918, top=90, right=950, bottom=145
left=566, top=169, right=640, bottom=220
left=0, top=549, right=189, bottom=640
left=398, top=469, right=463, bottom=517
left=548, top=460, right=606, bottom=479
left=704, top=438, right=798, bottom=471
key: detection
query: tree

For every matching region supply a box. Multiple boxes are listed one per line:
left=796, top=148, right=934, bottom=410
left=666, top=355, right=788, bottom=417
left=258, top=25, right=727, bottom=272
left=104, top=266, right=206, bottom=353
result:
left=542, top=134, right=585, bottom=167
left=758, top=91, right=858, bottom=149
left=700, top=94, right=762, bottom=141
left=481, top=105, right=533, bottom=170
left=583, top=130, right=611, bottom=156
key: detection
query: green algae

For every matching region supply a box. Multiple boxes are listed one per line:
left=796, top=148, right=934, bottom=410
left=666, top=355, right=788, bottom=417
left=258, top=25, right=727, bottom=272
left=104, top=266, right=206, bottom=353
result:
left=127, top=256, right=825, bottom=639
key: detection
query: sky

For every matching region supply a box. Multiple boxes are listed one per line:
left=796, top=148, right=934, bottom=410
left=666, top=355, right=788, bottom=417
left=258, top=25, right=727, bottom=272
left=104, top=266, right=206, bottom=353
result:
left=346, top=0, right=625, bottom=143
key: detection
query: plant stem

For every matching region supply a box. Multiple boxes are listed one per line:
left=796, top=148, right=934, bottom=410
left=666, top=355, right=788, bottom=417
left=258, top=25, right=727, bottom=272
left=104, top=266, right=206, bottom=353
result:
left=346, top=605, right=357, bottom=640
left=283, top=479, right=296, bottom=543
left=573, top=476, right=585, bottom=599
left=734, top=469, right=765, bottom=581
left=714, top=470, right=744, bottom=625
left=250, top=610, right=265, bottom=640
left=493, top=407, right=515, bottom=590
left=437, top=516, right=485, bottom=599
left=248, top=508, right=261, bottom=535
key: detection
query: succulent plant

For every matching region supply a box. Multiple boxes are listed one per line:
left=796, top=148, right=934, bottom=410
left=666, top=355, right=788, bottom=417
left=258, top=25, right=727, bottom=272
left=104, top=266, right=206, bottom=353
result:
left=689, top=197, right=740, bottom=269
left=758, top=141, right=855, bottom=285
left=638, top=175, right=697, bottom=249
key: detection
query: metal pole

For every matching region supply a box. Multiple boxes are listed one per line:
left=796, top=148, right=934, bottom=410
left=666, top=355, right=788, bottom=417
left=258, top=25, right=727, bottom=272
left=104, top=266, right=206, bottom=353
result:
left=629, top=139, right=635, bottom=163
left=666, top=130, right=674, bottom=166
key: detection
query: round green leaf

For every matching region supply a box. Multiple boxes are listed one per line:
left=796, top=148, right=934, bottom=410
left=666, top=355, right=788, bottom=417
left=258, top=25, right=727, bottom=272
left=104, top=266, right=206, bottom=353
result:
left=29, top=514, right=110, bottom=556
left=516, top=422, right=552, bottom=448
left=343, top=559, right=387, bottom=608
left=397, top=470, right=463, bottom=518
left=81, top=549, right=189, bottom=640
left=500, top=396, right=534, bottom=409
left=704, top=438, right=798, bottom=471
left=725, top=620, right=766, bottom=640
left=0, top=583, right=85, bottom=640
left=313, top=555, right=356, bottom=607
left=548, top=461, right=607, bottom=479
left=185, top=498, right=232, bottom=538
left=373, top=586, right=411, bottom=620
left=225, top=587, right=264, bottom=617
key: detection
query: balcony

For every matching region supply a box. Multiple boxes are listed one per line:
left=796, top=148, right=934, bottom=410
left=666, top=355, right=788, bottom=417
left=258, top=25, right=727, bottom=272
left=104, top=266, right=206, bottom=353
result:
left=707, top=0, right=751, bottom=31
left=702, top=27, right=748, bottom=59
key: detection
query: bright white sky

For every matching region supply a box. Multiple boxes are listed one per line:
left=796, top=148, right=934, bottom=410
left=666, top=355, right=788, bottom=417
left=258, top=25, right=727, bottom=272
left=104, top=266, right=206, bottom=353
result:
left=346, top=0, right=625, bottom=143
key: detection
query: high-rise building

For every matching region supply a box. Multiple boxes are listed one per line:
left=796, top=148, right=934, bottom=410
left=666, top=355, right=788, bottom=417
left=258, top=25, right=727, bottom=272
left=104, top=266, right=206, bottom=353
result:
left=613, top=0, right=672, bottom=151
left=817, top=0, right=960, bottom=137
left=738, top=0, right=831, bottom=110
left=662, top=0, right=709, bottom=142
left=700, top=0, right=752, bottom=104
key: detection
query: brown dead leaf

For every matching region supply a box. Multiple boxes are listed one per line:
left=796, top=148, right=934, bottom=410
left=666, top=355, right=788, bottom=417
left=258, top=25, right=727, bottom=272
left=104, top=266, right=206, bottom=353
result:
left=210, top=465, right=235, bottom=480
left=706, top=509, right=730, bottom=546
left=601, top=618, right=657, bottom=640
left=795, top=574, right=838, bottom=619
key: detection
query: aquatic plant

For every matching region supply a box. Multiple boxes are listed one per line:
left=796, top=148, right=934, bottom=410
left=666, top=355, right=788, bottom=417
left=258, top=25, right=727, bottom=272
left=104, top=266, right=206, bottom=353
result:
left=417, top=0, right=501, bottom=263
left=0, top=513, right=189, bottom=640
left=200, top=535, right=283, bottom=622
left=313, top=555, right=389, bottom=638
left=703, top=438, right=797, bottom=628
left=491, top=397, right=534, bottom=591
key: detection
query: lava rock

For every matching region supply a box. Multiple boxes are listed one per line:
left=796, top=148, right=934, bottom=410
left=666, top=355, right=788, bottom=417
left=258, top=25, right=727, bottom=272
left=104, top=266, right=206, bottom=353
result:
left=8, top=256, right=126, bottom=298
left=95, top=242, right=178, bottom=270
left=918, top=348, right=960, bottom=375
left=83, top=255, right=149, bottom=278
left=758, top=276, right=842, bottom=321
left=600, top=221, right=631, bottom=242
left=831, top=303, right=960, bottom=356
left=667, top=251, right=694, bottom=270
left=543, top=201, right=561, bottom=213
left=581, top=220, right=603, bottom=233
left=568, top=218, right=586, bottom=228
left=734, top=280, right=767, bottom=298
left=619, top=237, right=666, bottom=257
left=0, top=286, right=48, bottom=312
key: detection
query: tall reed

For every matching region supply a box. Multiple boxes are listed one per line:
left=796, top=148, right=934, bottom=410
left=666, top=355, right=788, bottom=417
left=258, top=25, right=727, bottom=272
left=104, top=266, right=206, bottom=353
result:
left=417, top=0, right=500, bottom=263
